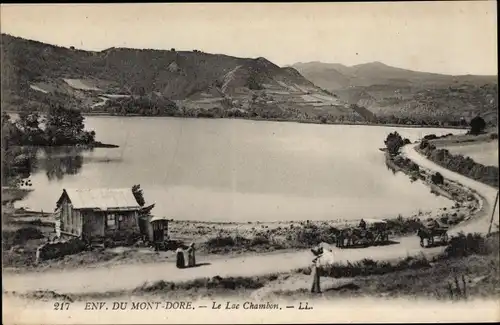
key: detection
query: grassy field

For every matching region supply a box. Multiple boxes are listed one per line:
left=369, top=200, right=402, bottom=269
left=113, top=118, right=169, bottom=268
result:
left=442, top=141, right=498, bottom=167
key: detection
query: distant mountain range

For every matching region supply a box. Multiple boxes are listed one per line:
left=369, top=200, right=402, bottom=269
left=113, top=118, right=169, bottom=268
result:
left=1, top=34, right=497, bottom=126
left=292, top=61, right=498, bottom=124
left=291, top=61, right=496, bottom=90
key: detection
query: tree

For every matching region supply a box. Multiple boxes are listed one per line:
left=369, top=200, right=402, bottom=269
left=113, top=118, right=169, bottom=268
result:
left=132, top=184, right=155, bottom=217
left=132, top=184, right=145, bottom=207
left=16, top=112, right=45, bottom=145
left=246, top=75, right=263, bottom=90
left=469, top=116, right=486, bottom=135
left=44, top=104, right=94, bottom=145
left=384, top=131, right=405, bottom=156
left=431, top=172, right=444, bottom=185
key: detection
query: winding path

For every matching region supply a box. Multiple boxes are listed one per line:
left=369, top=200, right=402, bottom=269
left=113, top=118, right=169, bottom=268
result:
left=3, top=144, right=498, bottom=295
left=401, top=145, right=498, bottom=235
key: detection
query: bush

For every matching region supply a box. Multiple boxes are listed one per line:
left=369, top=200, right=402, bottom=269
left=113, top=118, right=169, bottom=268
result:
left=423, top=134, right=438, bottom=140
left=469, top=116, right=486, bottom=135
left=203, top=233, right=276, bottom=253
left=39, top=238, right=87, bottom=260
left=409, top=162, right=420, bottom=173
left=385, top=217, right=422, bottom=236
left=101, top=230, right=142, bottom=247
left=419, top=140, right=499, bottom=188
left=205, top=235, right=239, bottom=248
left=251, top=235, right=270, bottom=246
left=246, top=75, right=263, bottom=90
left=291, top=223, right=338, bottom=248
left=445, top=232, right=488, bottom=258
left=419, top=140, right=430, bottom=150
left=12, top=227, right=44, bottom=245
left=431, top=172, right=444, bottom=185
left=316, top=255, right=431, bottom=278
left=136, top=275, right=272, bottom=293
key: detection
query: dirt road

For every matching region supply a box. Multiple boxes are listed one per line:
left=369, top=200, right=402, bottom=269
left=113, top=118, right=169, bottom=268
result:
left=3, top=144, right=498, bottom=295
left=401, top=144, right=498, bottom=235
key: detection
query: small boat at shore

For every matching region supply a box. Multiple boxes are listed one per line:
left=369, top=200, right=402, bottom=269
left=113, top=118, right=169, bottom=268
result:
left=378, top=148, right=387, bottom=152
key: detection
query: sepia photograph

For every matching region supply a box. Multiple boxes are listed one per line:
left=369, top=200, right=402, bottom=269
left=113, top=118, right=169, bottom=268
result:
left=1, top=2, right=499, bottom=324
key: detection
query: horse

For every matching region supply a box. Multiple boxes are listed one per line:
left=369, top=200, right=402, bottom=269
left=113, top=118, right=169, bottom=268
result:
left=417, top=225, right=448, bottom=247
left=417, top=227, right=434, bottom=247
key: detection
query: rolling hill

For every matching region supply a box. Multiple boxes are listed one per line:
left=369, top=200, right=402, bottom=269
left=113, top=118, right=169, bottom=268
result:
left=1, top=34, right=361, bottom=123
left=292, top=61, right=498, bottom=125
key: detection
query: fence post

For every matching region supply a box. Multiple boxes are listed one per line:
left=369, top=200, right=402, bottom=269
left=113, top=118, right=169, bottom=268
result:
left=35, top=245, right=42, bottom=265
left=454, top=276, right=462, bottom=298
left=461, top=275, right=467, bottom=300
left=487, top=191, right=499, bottom=236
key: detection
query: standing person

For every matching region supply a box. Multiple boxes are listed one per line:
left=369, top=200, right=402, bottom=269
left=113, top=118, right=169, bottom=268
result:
left=359, top=218, right=367, bottom=230
left=35, top=245, right=43, bottom=265
left=187, top=243, right=196, bottom=267
left=336, top=229, right=345, bottom=248
left=310, top=246, right=326, bottom=293
left=175, top=247, right=185, bottom=269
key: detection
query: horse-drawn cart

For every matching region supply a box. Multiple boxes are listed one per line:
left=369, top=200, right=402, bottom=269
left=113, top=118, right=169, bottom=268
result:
left=336, top=219, right=390, bottom=248
left=417, top=222, right=449, bottom=248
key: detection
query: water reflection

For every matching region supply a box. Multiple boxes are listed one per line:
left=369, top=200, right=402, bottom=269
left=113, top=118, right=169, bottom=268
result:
left=37, top=147, right=86, bottom=181
left=15, top=117, right=466, bottom=221
left=12, top=146, right=89, bottom=182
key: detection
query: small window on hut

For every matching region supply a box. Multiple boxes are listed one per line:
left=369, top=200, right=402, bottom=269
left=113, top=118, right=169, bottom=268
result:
left=106, top=214, right=116, bottom=229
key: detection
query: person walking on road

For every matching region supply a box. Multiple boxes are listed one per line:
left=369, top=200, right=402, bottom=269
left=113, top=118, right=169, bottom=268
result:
left=187, top=243, right=196, bottom=267
left=175, top=247, right=185, bottom=268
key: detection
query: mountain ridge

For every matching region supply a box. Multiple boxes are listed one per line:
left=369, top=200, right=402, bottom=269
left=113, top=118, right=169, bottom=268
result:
left=1, top=34, right=497, bottom=126
left=292, top=61, right=498, bottom=125
left=291, top=61, right=497, bottom=78
left=1, top=33, right=361, bottom=122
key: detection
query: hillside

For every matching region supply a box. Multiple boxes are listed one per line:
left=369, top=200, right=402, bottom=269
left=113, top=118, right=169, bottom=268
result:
left=1, top=34, right=362, bottom=123
left=292, top=61, right=498, bottom=125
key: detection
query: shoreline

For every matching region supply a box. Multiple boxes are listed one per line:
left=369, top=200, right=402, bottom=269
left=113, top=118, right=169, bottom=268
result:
left=6, top=141, right=485, bottom=237
left=386, top=145, right=485, bottom=216
left=4, top=110, right=470, bottom=130
left=3, top=155, right=484, bottom=273
left=2, top=132, right=490, bottom=275
left=82, top=114, right=471, bottom=130
left=2, top=139, right=496, bottom=302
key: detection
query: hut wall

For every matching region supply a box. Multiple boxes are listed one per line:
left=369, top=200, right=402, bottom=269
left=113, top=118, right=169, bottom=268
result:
left=74, top=210, right=82, bottom=236
left=60, top=196, right=71, bottom=233
left=117, top=211, right=139, bottom=231
left=146, top=217, right=154, bottom=241
left=82, top=211, right=105, bottom=238
left=61, top=204, right=82, bottom=236
left=78, top=210, right=142, bottom=240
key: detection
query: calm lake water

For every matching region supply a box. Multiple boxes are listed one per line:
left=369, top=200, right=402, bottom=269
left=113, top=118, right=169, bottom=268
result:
left=16, top=117, right=465, bottom=222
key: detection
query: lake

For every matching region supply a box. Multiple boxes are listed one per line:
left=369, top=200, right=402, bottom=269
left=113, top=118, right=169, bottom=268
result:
left=16, top=117, right=465, bottom=222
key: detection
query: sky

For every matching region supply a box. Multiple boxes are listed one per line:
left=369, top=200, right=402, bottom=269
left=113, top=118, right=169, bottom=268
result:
left=1, top=2, right=497, bottom=75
